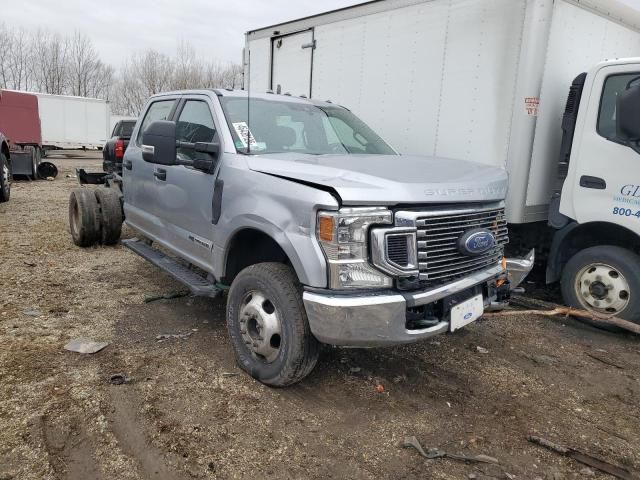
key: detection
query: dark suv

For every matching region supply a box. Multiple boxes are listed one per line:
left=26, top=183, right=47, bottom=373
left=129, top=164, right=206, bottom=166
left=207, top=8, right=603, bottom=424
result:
left=103, top=119, right=136, bottom=174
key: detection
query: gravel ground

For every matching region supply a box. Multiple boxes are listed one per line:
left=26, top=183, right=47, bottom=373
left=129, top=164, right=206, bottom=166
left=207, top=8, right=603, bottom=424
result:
left=1, top=154, right=639, bottom=480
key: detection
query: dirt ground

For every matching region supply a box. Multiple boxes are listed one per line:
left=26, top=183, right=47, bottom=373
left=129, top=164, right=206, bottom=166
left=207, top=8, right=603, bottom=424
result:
left=1, top=154, right=639, bottom=480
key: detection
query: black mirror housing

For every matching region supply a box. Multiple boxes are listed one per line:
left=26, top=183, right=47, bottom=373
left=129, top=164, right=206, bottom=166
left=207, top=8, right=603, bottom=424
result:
left=142, top=120, right=177, bottom=164
left=617, top=86, right=640, bottom=143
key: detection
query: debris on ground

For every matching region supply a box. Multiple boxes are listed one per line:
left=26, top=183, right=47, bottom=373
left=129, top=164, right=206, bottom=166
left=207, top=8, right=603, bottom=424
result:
left=63, top=338, right=109, bottom=354
left=527, top=435, right=634, bottom=479
left=375, top=384, right=385, bottom=393
left=401, top=436, right=499, bottom=465
left=484, top=307, right=640, bottom=335
left=476, top=346, right=489, bottom=354
left=584, top=352, right=625, bottom=369
left=156, top=332, right=194, bottom=341
left=109, top=374, right=130, bottom=385
left=23, top=309, right=42, bottom=317
left=144, top=291, right=190, bottom=303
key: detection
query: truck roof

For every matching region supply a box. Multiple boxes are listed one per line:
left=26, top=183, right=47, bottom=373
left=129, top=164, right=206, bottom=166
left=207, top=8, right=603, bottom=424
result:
left=246, top=0, right=640, bottom=39
left=150, top=89, right=344, bottom=109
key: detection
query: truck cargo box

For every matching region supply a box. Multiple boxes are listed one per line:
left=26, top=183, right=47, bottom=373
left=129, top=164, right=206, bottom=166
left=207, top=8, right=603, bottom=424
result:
left=36, top=93, right=110, bottom=150
left=245, top=0, right=640, bottom=223
left=0, top=90, right=42, bottom=147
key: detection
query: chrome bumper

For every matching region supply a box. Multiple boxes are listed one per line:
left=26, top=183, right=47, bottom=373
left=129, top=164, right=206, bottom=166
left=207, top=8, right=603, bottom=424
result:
left=303, top=264, right=506, bottom=347
left=506, top=249, right=535, bottom=289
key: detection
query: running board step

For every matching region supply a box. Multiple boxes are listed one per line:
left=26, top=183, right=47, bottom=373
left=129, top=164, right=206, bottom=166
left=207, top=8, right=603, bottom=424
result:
left=122, top=238, right=221, bottom=298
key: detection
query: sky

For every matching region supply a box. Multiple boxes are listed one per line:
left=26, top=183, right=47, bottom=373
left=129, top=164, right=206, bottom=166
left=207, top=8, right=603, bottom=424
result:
left=4, top=0, right=640, bottom=68
left=3, top=0, right=361, bottom=67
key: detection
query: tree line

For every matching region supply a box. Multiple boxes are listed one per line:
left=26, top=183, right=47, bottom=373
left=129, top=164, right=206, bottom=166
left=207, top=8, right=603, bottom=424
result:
left=0, top=24, right=243, bottom=116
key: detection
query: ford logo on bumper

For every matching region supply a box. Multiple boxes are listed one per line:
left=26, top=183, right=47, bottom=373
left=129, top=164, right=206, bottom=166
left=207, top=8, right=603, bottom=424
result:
left=458, top=228, right=495, bottom=256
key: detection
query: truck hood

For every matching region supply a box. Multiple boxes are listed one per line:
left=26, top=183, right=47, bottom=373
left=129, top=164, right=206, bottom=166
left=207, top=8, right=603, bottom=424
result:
left=248, top=153, right=507, bottom=205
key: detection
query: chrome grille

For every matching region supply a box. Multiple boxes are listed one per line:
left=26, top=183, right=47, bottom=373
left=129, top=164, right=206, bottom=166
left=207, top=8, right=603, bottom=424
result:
left=387, top=235, right=409, bottom=267
left=415, top=206, right=508, bottom=283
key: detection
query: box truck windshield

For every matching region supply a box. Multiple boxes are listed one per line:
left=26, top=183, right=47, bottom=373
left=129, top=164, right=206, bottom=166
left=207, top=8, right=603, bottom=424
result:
left=219, top=97, right=395, bottom=155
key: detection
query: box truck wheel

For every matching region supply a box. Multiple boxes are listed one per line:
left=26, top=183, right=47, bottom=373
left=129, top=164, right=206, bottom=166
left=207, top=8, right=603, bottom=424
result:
left=94, top=188, right=123, bottom=245
left=69, top=188, right=100, bottom=247
left=561, top=246, right=640, bottom=325
left=226, top=263, right=320, bottom=387
left=0, top=153, right=10, bottom=202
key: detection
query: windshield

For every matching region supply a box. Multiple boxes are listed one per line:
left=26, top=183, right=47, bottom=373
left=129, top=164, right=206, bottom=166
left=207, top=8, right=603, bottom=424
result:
left=219, top=97, right=395, bottom=155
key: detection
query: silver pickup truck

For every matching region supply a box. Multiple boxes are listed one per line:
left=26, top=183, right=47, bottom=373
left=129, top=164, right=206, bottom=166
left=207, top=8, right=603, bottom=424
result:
left=69, top=89, right=521, bottom=386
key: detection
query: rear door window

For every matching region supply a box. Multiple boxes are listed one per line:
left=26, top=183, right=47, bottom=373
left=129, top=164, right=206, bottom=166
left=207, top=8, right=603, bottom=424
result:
left=136, top=100, right=176, bottom=145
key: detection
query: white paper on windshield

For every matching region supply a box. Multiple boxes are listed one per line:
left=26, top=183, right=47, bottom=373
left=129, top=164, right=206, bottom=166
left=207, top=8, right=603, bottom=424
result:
left=232, top=122, right=257, bottom=149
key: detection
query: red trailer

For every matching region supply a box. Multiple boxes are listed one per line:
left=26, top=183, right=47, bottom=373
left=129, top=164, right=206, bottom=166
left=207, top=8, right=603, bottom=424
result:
left=0, top=90, right=43, bottom=179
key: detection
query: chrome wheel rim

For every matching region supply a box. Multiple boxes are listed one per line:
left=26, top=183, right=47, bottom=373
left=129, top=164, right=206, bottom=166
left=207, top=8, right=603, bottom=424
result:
left=239, top=291, right=282, bottom=363
left=574, top=263, right=630, bottom=315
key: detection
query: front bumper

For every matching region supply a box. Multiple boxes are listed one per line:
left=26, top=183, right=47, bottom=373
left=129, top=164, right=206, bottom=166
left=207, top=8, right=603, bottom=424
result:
left=303, top=264, right=507, bottom=347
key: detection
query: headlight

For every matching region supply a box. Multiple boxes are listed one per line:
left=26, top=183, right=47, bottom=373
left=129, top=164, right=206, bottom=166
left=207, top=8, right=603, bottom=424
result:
left=317, top=207, right=393, bottom=289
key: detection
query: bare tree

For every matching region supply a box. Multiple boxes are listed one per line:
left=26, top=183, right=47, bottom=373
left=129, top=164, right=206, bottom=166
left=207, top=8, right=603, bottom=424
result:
left=3, top=27, right=35, bottom=90
left=33, top=30, right=69, bottom=94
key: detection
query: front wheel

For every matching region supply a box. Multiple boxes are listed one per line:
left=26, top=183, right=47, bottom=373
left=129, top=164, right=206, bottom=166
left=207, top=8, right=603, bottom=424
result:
left=226, top=263, right=320, bottom=387
left=561, top=246, right=640, bottom=325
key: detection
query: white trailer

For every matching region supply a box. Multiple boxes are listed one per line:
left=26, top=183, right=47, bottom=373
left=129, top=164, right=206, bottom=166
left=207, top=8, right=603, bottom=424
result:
left=35, top=93, right=110, bottom=151
left=246, top=0, right=640, bottom=321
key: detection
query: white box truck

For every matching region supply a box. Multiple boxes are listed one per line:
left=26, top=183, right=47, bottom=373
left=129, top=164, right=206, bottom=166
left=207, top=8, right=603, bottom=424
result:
left=244, top=0, right=640, bottom=321
left=35, top=93, right=110, bottom=151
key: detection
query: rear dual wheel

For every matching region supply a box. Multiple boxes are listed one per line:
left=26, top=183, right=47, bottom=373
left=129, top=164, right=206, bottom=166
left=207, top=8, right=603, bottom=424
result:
left=69, top=187, right=122, bottom=247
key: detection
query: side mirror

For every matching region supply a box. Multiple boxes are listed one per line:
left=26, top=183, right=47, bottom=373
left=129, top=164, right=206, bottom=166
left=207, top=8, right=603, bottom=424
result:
left=616, top=86, right=640, bottom=145
left=142, top=120, right=177, bottom=164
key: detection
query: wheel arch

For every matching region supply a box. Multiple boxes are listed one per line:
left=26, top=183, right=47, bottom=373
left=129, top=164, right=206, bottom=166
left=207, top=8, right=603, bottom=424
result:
left=222, top=227, right=297, bottom=285
left=546, top=221, right=640, bottom=283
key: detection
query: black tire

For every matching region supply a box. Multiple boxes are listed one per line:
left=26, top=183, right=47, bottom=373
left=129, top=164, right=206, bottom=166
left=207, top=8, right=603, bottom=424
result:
left=69, top=188, right=100, bottom=247
left=561, top=246, right=640, bottom=327
left=227, top=263, right=320, bottom=387
left=94, top=188, right=123, bottom=245
left=0, top=153, right=10, bottom=203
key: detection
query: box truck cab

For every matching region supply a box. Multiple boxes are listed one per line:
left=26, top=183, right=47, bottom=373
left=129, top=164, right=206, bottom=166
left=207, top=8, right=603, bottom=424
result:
left=548, top=59, right=640, bottom=317
left=244, top=0, right=640, bottom=322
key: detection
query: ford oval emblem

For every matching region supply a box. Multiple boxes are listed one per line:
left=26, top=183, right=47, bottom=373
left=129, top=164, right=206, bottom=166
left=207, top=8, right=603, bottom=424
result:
left=458, top=228, right=496, bottom=256
left=464, top=312, right=473, bottom=320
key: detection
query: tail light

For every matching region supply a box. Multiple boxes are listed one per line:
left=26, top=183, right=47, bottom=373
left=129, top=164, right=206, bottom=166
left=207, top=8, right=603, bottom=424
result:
left=115, top=139, right=125, bottom=159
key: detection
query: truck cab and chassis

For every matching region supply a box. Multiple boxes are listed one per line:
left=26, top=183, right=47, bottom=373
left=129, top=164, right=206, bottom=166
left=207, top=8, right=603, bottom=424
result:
left=69, top=89, right=522, bottom=386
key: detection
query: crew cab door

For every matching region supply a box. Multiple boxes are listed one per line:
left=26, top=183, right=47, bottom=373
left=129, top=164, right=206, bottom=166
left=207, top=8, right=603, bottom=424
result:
left=562, top=64, right=640, bottom=235
left=123, top=97, right=178, bottom=241
left=271, top=29, right=314, bottom=98
left=158, top=95, right=221, bottom=270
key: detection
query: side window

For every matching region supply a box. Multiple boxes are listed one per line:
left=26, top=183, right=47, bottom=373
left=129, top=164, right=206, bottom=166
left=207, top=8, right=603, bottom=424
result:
left=598, top=73, right=640, bottom=140
left=176, top=100, right=216, bottom=159
left=136, top=100, right=176, bottom=145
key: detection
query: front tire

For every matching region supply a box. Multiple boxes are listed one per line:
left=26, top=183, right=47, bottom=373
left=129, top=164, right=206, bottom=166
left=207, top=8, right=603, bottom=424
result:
left=561, top=246, right=640, bottom=325
left=227, top=263, right=320, bottom=387
left=0, top=153, right=11, bottom=203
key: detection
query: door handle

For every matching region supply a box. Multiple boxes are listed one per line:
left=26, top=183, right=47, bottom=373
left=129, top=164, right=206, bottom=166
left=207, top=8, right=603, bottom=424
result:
left=123, top=159, right=132, bottom=170
left=153, top=169, right=167, bottom=181
left=579, top=175, right=606, bottom=190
